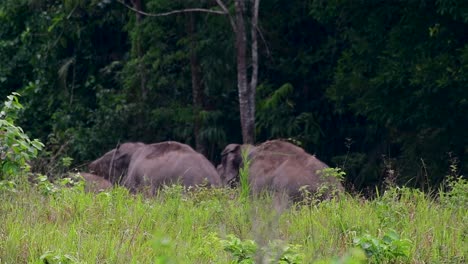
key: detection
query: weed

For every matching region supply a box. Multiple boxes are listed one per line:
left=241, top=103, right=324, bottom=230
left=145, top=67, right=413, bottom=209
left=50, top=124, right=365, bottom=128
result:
left=0, top=179, right=465, bottom=263
left=314, top=167, right=346, bottom=199
left=221, top=234, right=258, bottom=263
left=36, top=174, right=60, bottom=196
left=318, top=167, right=346, bottom=182
left=220, top=234, right=305, bottom=264
left=352, top=229, right=412, bottom=263
left=0, top=180, right=16, bottom=192
left=439, top=175, right=468, bottom=210
left=39, top=251, right=79, bottom=264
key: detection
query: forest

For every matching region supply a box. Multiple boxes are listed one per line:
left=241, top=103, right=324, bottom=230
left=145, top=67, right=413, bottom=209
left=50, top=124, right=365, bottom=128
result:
left=1, top=0, right=467, bottom=190
left=1, top=1, right=467, bottom=263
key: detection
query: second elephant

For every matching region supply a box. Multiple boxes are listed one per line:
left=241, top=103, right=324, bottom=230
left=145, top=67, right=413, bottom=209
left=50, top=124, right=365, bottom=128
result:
left=89, top=141, right=221, bottom=193
left=218, top=140, right=344, bottom=200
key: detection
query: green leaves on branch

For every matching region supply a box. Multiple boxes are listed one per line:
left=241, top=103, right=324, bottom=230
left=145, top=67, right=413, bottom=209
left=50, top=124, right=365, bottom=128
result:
left=0, top=93, right=44, bottom=180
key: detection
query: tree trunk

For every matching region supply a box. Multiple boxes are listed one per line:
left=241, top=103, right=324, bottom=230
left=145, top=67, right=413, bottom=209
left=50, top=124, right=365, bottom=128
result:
left=250, top=0, right=259, bottom=120
left=234, top=0, right=255, bottom=144
left=133, top=0, right=147, bottom=101
left=188, top=12, right=207, bottom=155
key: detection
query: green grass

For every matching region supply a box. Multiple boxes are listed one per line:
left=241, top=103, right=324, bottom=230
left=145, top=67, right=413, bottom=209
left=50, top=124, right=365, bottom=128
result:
left=0, top=178, right=466, bottom=263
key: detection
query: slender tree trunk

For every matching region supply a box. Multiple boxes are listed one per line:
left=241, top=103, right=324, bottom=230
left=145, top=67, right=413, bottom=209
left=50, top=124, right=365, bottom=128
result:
left=188, top=12, right=206, bottom=155
left=133, top=0, right=147, bottom=101
left=234, top=0, right=255, bottom=144
left=250, top=0, right=259, bottom=119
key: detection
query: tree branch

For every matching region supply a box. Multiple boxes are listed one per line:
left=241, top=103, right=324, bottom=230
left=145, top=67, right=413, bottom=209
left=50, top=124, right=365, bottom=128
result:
left=256, top=24, right=270, bottom=57
left=250, top=0, right=260, bottom=92
left=117, top=0, right=227, bottom=17
left=215, top=0, right=237, bottom=31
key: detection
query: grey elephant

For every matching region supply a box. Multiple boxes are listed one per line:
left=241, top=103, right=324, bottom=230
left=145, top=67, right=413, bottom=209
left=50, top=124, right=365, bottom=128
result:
left=89, top=141, right=221, bottom=193
left=89, top=142, right=144, bottom=184
left=218, top=140, right=344, bottom=201
left=77, top=172, right=112, bottom=193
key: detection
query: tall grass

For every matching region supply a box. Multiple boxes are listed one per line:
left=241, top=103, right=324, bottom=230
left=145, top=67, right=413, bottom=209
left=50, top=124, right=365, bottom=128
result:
left=0, top=177, right=466, bottom=263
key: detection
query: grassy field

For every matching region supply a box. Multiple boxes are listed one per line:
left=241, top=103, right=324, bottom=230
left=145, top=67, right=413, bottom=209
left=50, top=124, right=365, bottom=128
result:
left=0, top=176, right=466, bottom=264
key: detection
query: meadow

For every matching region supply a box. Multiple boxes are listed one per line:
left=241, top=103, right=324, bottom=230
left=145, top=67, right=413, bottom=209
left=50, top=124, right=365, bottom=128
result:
left=0, top=175, right=466, bottom=264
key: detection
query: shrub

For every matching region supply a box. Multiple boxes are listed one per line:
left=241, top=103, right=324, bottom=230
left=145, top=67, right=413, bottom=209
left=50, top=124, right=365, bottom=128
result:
left=439, top=176, right=468, bottom=210
left=352, top=229, right=412, bottom=263
left=0, top=92, right=44, bottom=180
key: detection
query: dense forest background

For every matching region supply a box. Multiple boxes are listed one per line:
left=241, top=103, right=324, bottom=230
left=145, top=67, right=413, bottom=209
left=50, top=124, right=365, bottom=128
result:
left=1, top=0, right=466, bottom=191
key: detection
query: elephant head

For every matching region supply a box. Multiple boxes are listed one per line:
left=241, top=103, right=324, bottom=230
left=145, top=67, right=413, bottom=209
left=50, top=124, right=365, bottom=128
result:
left=89, top=142, right=144, bottom=184
left=219, top=143, right=253, bottom=187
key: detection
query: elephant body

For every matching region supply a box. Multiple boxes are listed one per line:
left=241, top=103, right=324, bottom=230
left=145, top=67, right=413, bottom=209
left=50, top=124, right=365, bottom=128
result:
left=78, top=172, right=112, bottom=193
left=89, top=141, right=221, bottom=193
left=219, top=140, right=344, bottom=200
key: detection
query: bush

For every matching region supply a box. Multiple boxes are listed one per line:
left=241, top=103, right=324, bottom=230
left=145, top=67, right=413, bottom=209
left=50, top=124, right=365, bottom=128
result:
left=352, top=229, right=412, bottom=263
left=0, top=92, right=44, bottom=180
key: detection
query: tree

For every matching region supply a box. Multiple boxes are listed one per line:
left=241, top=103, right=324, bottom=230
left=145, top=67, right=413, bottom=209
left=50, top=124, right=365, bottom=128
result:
left=311, top=0, right=468, bottom=185
left=119, top=0, right=260, bottom=144
left=216, top=0, right=259, bottom=144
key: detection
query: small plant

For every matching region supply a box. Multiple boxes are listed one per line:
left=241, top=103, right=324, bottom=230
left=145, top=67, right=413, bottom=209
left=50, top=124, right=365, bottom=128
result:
left=0, top=180, right=16, bottom=192
left=221, top=234, right=304, bottom=264
left=315, top=167, right=346, bottom=199
left=221, top=234, right=257, bottom=263
left=61, top=156, right=73, bottom=169
left=39, top=251, right=79, bottom=264
left=318, top=167, right=346, bottom=182
left=352, top=229, right=412, bottom=263
left=265, top=240, right=304, bottom=264
left=0, top=92, right=44, bottom=180
left=439, top=175, right=467, bottom=210
left=36, top=174, right=59, bottom=196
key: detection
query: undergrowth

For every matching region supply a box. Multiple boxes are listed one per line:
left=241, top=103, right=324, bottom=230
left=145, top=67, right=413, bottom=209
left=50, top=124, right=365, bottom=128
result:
left=0, top=175, right=466, bottom=263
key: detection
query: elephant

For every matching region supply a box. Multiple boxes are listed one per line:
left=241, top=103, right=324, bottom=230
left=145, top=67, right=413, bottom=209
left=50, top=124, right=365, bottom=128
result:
left=89, top=141, right=221, bottom=193
left=218, top=140, right=344, bottom=201
left=89, top=142, right=145, bottom=184
left=78, top=172, right=112, bottom=193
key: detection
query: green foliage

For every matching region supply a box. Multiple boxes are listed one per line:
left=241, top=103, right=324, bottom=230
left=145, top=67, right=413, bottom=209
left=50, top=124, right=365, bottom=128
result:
left=313, top=248, right=366, bottom=264
left=0, top=180, right=16, bottom=192
left=352, top=229, right=412, bottom=263
left=35, top=174, right=60, bottom=196
left=39, top=251, right=79, bottom=264
left=0, top=93, right=44, bottom=180
left=439, top=176, right=468, bottom=210
left=0, top=0, right=466, bottom=190
left=239, top=147, right=252, bottom=202
left=35, top=173, right=86, bottom=196
left=221, top=234, right=258, bottom=263
left=151, top=236, right=175, bottom=264
left=267, top=241, right=304, bottom=264
left=0, top=182, right=466, bottom=263
left=256, top=83, right=323, bottom=147
left=318, top=167, right=346, bottom=182
left=309, top=167, right=346, bottom=200
left=220, top=235, right=304, bottom=264
left=311, top=0, right=468, bottom=185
